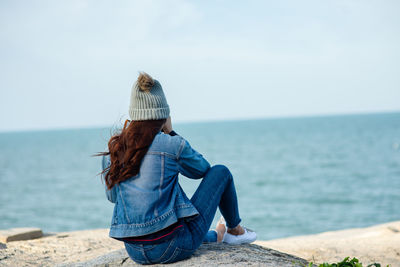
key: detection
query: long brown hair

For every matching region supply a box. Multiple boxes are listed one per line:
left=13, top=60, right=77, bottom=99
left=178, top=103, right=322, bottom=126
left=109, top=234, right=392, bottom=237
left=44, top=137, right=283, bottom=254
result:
left=98, top=119, right=166, bottom=189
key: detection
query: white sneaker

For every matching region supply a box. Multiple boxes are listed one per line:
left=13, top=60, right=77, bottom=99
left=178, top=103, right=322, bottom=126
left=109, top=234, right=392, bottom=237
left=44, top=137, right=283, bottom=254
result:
left=218, top=217, right=257, bottom=245
left=222, top=227, right=257, bottom=245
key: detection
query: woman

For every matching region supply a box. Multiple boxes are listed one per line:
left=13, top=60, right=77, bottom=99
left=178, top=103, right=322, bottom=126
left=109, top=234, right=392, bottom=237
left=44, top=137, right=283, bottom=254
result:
left=99, top=72, right=256, bottom=264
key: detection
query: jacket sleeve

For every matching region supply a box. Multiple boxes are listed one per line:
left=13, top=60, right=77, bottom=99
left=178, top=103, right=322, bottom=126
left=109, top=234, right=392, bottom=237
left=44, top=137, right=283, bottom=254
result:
left=176, top=138, right=210, bottom=179
left=105, top=185, right=117, bottom=203
left=102, top=155, right=117, bottom=203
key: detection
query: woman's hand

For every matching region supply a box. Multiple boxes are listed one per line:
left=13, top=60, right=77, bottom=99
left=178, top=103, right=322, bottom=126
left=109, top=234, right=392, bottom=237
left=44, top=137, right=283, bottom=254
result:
left=162, top=116, right=173, bottom=134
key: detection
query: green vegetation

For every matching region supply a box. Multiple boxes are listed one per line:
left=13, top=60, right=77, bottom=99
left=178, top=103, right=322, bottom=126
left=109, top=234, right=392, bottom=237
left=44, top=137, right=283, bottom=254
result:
left=305, top=257, right=389, bottom=267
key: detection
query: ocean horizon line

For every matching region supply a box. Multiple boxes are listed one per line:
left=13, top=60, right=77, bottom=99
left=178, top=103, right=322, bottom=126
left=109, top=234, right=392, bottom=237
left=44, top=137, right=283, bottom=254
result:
left=1, top=109, right=399, bottom=134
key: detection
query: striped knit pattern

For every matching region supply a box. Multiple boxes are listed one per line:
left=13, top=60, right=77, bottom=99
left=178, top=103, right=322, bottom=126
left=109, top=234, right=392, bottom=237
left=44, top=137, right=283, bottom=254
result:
left=129, top=80, right=170, bottom=121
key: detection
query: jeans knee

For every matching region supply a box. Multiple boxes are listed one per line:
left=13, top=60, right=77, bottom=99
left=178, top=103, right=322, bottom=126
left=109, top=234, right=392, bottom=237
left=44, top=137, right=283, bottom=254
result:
left=210, top=165, right=232, bottom=181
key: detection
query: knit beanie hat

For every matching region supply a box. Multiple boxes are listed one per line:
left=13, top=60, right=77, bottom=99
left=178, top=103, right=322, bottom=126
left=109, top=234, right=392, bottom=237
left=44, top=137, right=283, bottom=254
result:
left=129, top=73, right=170, bottom=121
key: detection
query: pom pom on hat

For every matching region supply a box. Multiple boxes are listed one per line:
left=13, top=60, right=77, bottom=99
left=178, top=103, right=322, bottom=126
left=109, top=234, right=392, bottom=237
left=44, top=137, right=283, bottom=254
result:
left=137, top=72, right=155, bottom=92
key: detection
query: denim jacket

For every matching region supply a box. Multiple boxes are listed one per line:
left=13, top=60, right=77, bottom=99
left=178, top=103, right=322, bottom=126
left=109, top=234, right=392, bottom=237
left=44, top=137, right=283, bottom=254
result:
left=102, top=132, right=210, bottom=238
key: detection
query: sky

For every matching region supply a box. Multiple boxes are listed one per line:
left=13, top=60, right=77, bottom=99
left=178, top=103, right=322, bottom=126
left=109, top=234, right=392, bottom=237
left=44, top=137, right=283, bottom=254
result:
left=0, top=0, right=399, bottom=132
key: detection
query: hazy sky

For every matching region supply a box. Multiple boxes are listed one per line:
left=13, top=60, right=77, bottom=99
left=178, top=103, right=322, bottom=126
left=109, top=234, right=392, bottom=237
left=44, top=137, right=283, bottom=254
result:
left=1, top=0, right=399, bottom=131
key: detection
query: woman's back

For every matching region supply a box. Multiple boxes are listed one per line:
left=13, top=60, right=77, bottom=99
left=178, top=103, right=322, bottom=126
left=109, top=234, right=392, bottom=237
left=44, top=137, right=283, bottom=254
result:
left=104, top=132, right=210, bottom=238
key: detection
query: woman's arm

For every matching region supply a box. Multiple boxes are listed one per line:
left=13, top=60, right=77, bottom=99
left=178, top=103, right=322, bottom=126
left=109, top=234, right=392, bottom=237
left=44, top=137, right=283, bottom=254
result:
left=102, top=155, right=117, bottom=203
left=176, top=138, right=210, bottom=179
left=105, top=185, right=117, bottom=203
left=164, top=116, right=210, bottom=178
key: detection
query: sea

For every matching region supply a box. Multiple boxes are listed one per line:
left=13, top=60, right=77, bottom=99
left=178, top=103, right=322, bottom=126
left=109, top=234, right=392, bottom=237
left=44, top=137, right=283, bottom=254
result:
left=0, top=112, right=399, bottom=240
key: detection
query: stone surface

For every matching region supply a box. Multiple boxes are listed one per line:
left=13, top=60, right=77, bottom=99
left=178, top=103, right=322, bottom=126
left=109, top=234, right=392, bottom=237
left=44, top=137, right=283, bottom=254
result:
left=1, top=221, right=399, bottom=266
left=0, top=228, right=43, bottom=243
left=59, top=243, right=310, bottom=267
left=0, top=229, right=124, bottom=266
left=256, top=220, right=400, bottom=267
left=0, top=228, right=310, bottom=267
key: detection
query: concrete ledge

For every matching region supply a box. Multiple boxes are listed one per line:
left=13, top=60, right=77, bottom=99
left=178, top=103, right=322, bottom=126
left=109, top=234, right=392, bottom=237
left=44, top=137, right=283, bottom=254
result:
left=0, top=227, right=43, bottom=242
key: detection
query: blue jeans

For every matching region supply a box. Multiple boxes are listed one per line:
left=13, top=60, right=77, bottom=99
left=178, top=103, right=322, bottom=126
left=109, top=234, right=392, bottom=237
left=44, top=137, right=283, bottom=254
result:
left=124, top=165, right=242, bottom=264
